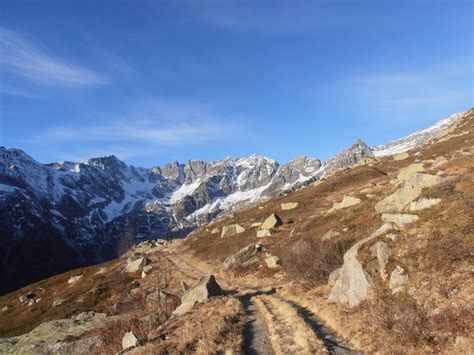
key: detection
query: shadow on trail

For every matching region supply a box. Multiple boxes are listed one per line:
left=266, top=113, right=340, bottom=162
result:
left=286, top=300, right=361, bottom=355
left=237, top=288, right=276, bottom=355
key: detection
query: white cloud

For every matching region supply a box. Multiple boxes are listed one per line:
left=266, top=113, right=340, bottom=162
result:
left=0, top=28, right=106, bottom=87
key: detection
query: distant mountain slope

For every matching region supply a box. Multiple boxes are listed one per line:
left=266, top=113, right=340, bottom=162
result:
left=0, top=109, right=466, bottom=294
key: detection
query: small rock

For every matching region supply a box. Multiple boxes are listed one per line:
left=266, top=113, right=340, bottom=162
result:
left=122, top=331, right=140, bottom=350
left=250, top=222, right=262, bottom=228
left=52, top=299, right=66, bottom=307
left=281, top=202, right=298, bottom=210
left=265, top=256, right=280, bottom=269
left=328, top=196, right=361, bottom=213
left=389, top=266, right=409, bottom=294
left=68, top=275, right=84, bottom=284
left=94, top=268, right=107, bottom=275
left=211, top=228, right=219, bottom=234
left=370, top=242, right=391, bottom=280
left=261, top=213, right=283, bottom=229
left=2, top=305, right=9, bottom=312
left=257, top=229, right=272, bottom=238
left=322, top=229, right=341, bottom=241
left=221, top=224, right=246, bottom=238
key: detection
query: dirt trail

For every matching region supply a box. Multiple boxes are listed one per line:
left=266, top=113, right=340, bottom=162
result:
left=161, top=248, right=361, bottom=355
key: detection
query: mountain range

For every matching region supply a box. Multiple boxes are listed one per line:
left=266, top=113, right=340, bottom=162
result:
left=0, top=112, right=463, bottom=294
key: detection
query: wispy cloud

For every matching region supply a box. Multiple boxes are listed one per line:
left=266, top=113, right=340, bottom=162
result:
left=0, top=28, right=106, bottom=87
left=25, top=98, right=245, bottom=162
left=0, top=84, right=43, bottom=98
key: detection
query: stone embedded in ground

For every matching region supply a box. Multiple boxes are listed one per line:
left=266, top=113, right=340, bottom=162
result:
left=370, top=242, right=391, bottom=280
left=261, top=213, right=283, bottom=229
left=381, top=213, right=419, bottom=229
left=375, top=173, right=443, bottom=213
left=251, top=222, right=262, bottom=228
left=281, top=202, right=298, bottom=210
left=407, top=197, right=441, bottom=212
left=211, top=228, right=219, bottom=234
left=52, top=299, right=66, bottom=307
left=389, top=266, right=409, bottom=294
left=68, top=274, right=83, bottom=284
left=328, top=195, right=361, bottom=213
left=257, top=229, right=272, bottom=238
left=172, top=275, right=222, bottom=316
left=223, top=243, right=262, bottom=270
left=393, top=152, right=410, bottom=161
left=221, top=223, right=246, bottom=238
left=126, top=257, right=151, bottom=273
left=397, top=163, right=425, bottom=181
left=122, top=331, right=140, bottom=350
left=322, top=229, right=341, bottom=241
left=265, top=255, right=280, bottom=269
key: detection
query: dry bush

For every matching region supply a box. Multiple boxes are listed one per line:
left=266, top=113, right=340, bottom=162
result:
left=282, top=237, right=352, bottom=289
left=368, top=291, right=435, bottom=351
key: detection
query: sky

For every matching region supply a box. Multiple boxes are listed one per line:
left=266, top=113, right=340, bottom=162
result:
left=0, top=0, right=472, bottom=168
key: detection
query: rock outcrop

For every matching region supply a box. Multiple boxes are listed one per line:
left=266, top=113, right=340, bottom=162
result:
left=375, top=173, right=443, bottom=213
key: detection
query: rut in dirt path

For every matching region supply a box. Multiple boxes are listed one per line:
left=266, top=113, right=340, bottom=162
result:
left=286, top=300, right=361, bottom=355
left=239, top=290, right=276, bottom=355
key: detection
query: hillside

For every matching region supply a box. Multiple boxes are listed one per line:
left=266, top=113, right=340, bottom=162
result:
left=0, top=108, right=472, bottom=354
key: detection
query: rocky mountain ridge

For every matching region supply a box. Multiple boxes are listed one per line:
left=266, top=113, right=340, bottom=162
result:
left=0, top=111, right=465, bottom=294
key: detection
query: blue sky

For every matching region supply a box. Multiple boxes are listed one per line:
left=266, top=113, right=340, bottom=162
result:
left=0, top=0, right=472, bottom=167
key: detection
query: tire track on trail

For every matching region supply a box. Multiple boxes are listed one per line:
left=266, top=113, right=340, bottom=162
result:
left=161, top=249, right=361, bottom=355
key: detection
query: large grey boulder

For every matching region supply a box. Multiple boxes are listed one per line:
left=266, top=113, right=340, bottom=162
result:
left=223, top=243, right=262, bottom=270
left=375, top=173, right=443, bottom=213
left=221, top=223, right=245, bottom=238
left=328, top=235, right=375, bottom=307
left=172, top=275, right=222, bottom=316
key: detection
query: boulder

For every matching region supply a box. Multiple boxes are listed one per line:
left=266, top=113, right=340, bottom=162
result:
left=221, top=224, right=245, bottom=238
left=322, top=229, right=341, bottom=241
left=328, top=196, right=361, bottom=213
left=68, top=275, right=83, bottom=284
left=281, top=202, right=298, bottom=210
left=407, top=197, right=441, bottom=212
left=223, top=243, right=262, bottom=270
left=382, top=213, right=419, bottom=230
left=257, top=229, right=272, bottom=238
left=261, top=213, right=283, bottom=229
left=172, top=275, right=222, bottom=316
left=122, top=331, right=140, bottom=350
left=375, top=173, right=443, bottom=213
left=389, top=266, right=409, bottom=294
left=393, top=152, right=409, bottom=161
left=397, top=163, right=425, bottom=181
left=126, top=257, right=151, bottom=273
left=265, top=256, right=280, bottom=269
left=370, top=242, right=391, bottom=280
left=328, top=235, right=374, bottom=307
